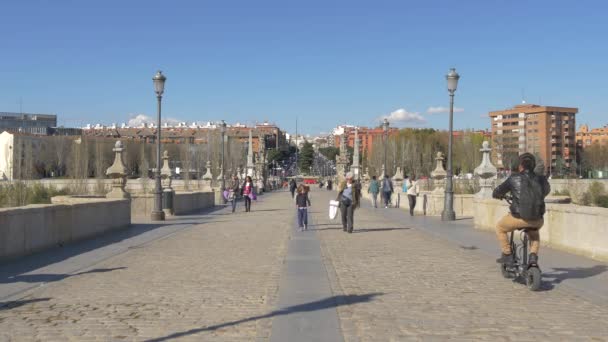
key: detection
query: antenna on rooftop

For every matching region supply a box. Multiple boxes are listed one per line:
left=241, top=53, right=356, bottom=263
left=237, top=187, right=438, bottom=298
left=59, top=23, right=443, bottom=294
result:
left=521, top=89, right=526, bottom=104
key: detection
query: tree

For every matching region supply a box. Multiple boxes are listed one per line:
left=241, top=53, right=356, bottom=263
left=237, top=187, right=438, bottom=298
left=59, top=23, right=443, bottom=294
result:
left=319, top=147, right=339, bottom=162
left=298, top=142, right=315, bottom=174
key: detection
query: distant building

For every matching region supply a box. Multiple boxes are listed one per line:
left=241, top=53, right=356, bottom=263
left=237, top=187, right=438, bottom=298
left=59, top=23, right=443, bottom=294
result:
left=576, top=124, right=608, bottom=147
left=332, top=125, right=399, bottom=156
left=489, top=103, right=578, bottom=173
left=0, top=131, right=61, bottom=180
left=0, top=112, right=57, bottom=135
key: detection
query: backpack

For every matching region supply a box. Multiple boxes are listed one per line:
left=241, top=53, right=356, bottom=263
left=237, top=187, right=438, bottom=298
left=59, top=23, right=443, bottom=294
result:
left=382, top=179, right=391, bottom=192
left=518, top=173, right=545, bottom=220
left=402, top=181, right=408, bottom=193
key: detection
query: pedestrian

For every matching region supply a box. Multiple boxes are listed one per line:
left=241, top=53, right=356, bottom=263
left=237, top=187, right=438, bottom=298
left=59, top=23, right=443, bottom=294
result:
left=241, top=176, right=254, bottom=212
left=367, top=175, right=380, bottom=208
left=295, top=184, right=311, bottom=231
left=337, top=172, right=361, bottom=233
left=405, top=174, right=420, bottom=216
left=289, top=179, right=297, bottom=198
left=229, top=175, right=240, bottom=213
left=381, top=174, right=394, bottom=208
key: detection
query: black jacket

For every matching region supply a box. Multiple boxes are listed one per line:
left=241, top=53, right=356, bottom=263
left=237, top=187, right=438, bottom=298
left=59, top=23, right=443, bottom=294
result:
left=492, top=170, right=550, bottom=218
left=295, top=193, right=311, bottom=207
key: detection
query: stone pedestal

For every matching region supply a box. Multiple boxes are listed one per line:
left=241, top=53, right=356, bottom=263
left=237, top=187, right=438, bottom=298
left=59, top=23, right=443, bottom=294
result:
left=392, top=166, right=404, bottom=189
left=201, top=161, right=213, bottom=190
left=431, top=152, right=447, bottom=193
left=105, top=141, right=130, bottom=199
left=160, top=150, right=174, bottom=215
left=474, top=141, right=498, bottom=199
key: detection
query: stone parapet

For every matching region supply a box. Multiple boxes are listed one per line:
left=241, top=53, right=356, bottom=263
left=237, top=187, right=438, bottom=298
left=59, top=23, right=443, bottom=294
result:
left=131, top=191, right=216, bottom=217
left=0, top=197, right=130, bottom=261
left=473, top=198, right=608, bottom=262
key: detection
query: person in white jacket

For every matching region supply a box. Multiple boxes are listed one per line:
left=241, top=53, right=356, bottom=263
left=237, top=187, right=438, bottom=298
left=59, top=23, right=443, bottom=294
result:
left=405, top=175, right=420, bottom=216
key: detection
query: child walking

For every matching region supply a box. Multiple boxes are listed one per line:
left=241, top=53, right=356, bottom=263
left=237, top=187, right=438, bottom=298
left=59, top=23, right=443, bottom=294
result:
left=295, top=185, right=311, bottom=231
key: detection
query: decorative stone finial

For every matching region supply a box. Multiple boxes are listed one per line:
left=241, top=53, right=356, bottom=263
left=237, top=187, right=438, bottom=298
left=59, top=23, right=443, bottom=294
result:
left=202, top=160, right=213, bottom=180
left=105, top=140, right=129, bottom=198
left=431, top=151, right=447, bottom=193
left=474, top=141, right=498, bottom=199
left=160, top=150, right=173, bottom=190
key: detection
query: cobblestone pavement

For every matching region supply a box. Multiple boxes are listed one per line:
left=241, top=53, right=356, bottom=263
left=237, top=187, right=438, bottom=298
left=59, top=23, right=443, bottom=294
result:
left=0, top=193, right=291, bottom=341
left=312, top=190, right=608, bottom=341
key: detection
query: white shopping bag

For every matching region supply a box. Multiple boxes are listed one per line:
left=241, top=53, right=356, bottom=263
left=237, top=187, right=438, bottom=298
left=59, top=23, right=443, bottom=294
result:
left=329, top=200, right=340, bottom=220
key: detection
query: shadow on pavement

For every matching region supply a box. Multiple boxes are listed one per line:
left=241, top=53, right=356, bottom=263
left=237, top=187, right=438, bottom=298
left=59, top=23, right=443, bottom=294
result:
left=0, top=267, right=126, bottom=284
left=0, top=205, right=224, bottom=285
left=352, top=227, right=411, bottom=234
left=541, top=265, right=608, bottom=290
left=144, top=293, right=383, bottom=342
left=0, top=297, right=51, bottom=311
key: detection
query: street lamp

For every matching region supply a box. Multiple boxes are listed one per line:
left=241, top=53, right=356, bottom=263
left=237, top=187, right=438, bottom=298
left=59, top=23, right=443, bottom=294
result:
left=441, top=68, right=460, bottom=221
left=220, top=120, right=227, bottom=192
left=151, top=70, right=166, bottom=221
left=382, top=118, right=389, bottom=176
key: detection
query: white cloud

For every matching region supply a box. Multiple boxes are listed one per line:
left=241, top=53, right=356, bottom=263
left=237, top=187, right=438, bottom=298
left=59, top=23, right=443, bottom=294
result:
left=426, top=106, right=464, bottom=114
left=126, top=114, right=181, bottom=127
left=380, top=108, right=426, bottom=124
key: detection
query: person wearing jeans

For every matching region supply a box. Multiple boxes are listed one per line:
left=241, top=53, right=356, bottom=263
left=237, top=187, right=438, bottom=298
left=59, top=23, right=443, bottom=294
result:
left=295, top=185, right=311, bottom=231
left=337, top=172, right=361, bottom=233
left=405, top=175, right=420, bottom=216
left=229, top=175, right=240, bottom=213
left=367, top=175, right=380, bottom=208
left=381, top=175, right=393, bottom=208
left=241, top=176, right=254, bottom=212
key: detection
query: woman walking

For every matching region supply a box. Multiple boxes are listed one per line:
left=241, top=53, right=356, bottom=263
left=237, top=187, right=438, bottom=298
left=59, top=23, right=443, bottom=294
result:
left=241, top=176, right=254, bottom=212
left=337, top=172, right=361, bottom=233
left=295, top=185, right=311, bottom=231
left=367, top=175, right=380, bottom=208
left=405, top=175, right=420, bottom=216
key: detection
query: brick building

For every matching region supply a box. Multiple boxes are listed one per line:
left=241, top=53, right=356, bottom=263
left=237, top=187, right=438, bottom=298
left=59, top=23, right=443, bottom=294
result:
left=489, top=103, right=578, bottom=173
left=576, top=124, right=608, bottom=147
left=332, top=126, right=399, bottom=156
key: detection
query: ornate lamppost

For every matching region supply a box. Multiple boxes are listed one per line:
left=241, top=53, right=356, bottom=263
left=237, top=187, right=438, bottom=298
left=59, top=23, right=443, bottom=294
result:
left=441, top=68, right=460, bottom=221
left=382, top=118, right=389, bottom=176
left=151, top=71, right=166, bottom=221
left=220, top=120, right=227, bottom=191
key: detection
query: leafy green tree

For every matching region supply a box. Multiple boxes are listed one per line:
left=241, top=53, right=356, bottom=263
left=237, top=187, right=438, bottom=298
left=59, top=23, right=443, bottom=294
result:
left=319, top=146, right=340, bottom=162
left=298, top=142, right=315, bottom=174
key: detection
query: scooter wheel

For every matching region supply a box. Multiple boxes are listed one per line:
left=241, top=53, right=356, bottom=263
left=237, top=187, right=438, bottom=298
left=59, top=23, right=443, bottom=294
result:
left=526, top=267, right=542, bottom=291
left=500, top=264, right=514, bottom=279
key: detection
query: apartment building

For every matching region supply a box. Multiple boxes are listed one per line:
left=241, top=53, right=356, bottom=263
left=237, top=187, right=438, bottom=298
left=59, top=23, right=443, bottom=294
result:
left=577, top=124, right=608, bottom=147
left=489, top=103, right=578, bottom=173
left=332, top=125, right=399, bottom=156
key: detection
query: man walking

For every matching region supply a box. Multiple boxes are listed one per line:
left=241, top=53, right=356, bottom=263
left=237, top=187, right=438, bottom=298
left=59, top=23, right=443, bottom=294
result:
left=289, top=178, right=297, bottom=198
left=381, top=174, right=393, bottom=208
left=228, top=175, right=240, bottom=213
left=367, top=175, right=380, bottom=208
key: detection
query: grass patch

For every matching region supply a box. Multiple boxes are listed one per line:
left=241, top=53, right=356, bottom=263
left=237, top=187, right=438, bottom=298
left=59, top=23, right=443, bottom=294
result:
left=0, top=182, right=70, bottom=208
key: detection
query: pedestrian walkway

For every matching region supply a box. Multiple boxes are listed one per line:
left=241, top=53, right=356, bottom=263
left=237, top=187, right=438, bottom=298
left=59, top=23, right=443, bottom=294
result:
left=311, top=189, right=608, bottom=341
left=0, top=193, right=292, bottom=341
left=1, top=188, right=607, bottom=341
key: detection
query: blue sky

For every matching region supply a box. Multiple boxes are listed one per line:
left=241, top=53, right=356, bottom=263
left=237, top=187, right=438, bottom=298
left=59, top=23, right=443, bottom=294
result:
left=1, top=0, right=607, bottom=135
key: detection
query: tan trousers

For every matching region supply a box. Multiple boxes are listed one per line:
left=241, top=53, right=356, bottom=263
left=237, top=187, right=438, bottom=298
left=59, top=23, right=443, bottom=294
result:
left=496, top=214, right=544, bottom=255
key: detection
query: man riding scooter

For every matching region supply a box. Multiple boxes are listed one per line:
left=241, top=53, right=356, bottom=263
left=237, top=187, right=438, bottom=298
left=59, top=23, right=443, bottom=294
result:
left=492, top=153, right=551, bottom=265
